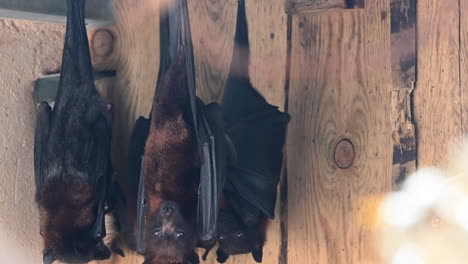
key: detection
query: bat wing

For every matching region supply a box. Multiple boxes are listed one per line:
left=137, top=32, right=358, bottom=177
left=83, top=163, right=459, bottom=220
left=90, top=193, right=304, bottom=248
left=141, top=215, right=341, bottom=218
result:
left=177, top=0, right=228, bottom=243
left=88, top=115, right=113, bottom=239
left=130, top=117, right=150, bottom=253
left=224, top=109, right=289, bottom=223
left=221, top=0, right=290, bottom=226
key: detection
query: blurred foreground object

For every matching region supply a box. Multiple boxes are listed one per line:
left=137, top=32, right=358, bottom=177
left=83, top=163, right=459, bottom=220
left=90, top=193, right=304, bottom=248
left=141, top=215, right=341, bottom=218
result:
left=378, top=137, right=468, bottom=264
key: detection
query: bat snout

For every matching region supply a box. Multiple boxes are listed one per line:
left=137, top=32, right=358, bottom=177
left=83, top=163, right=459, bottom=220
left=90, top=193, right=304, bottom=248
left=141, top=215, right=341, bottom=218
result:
left=161, top=201, right=178, bottom=216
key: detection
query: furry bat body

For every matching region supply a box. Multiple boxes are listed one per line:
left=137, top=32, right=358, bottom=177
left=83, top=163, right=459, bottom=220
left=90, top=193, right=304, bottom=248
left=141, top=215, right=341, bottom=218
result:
left=33, top=0, right=121, bottom=263
left=210, top=0, right=290, bottom=262
left=131, top=1, right=203, bottom=263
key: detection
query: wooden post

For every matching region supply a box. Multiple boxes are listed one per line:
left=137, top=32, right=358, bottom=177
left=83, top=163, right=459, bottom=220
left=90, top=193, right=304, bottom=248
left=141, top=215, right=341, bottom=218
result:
left=286, top=0, right=393, bottom=263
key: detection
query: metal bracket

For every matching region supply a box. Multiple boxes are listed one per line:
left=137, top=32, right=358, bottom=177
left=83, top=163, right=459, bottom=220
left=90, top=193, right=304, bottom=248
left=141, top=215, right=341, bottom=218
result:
left=0, top=0, right=114, bottom=26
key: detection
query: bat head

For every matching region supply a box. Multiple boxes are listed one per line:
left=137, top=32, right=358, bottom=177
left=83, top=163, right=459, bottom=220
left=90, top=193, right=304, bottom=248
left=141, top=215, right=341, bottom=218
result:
left=43, top=237, right=110, bottom=264
left=38, top=181, right=111, bottom=264
left=42, top=224, right=111, bottom=264
left=216, top=210, right=264, bottom=263
left=144, top=201, right=198, bottom=263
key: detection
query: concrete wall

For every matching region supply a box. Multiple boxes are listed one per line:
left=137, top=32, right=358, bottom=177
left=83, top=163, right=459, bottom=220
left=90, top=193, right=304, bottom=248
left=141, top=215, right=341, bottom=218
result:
left=0, top=18, right=64, bottom=263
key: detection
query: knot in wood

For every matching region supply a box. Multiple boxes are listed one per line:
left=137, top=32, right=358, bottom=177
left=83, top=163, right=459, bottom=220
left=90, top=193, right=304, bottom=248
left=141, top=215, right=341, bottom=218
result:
left=334, top=139, right=354, bottom=169
left=91, top=29, right=114, bottom=57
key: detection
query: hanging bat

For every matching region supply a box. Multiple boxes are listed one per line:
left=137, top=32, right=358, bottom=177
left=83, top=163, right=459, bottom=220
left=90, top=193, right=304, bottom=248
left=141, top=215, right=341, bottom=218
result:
left=133, top=1, right=215, bottom=263
left=204, top=0, right=290, bottom=262
left=33, top=0, right=122, bottom=263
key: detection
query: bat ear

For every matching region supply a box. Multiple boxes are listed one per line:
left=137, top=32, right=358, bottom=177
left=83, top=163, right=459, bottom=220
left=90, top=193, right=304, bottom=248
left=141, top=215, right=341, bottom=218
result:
left=251, top=247, right=263, bottom=263
left=216, top=248, right=229, bottom=263
left=42, top=249, right=56, bottom=264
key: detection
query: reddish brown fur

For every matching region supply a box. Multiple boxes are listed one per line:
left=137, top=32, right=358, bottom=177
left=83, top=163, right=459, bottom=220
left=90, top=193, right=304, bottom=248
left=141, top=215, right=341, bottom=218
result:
left=38, top=180, right=97, bottom=255
left=141, top=53, right=200, bottom=264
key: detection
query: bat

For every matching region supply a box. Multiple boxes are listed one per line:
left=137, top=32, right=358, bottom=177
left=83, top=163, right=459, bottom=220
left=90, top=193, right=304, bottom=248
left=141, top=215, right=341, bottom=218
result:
left=133, top=1, right=209, bottom=263
left=33, top=0, right=122, bottom=263
left=204, top=0, right=290, bottom=262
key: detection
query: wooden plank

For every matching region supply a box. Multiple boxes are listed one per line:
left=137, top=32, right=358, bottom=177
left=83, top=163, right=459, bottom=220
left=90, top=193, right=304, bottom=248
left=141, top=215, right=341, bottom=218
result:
left=285, top=0, right=345, bottom=14
left=462, top=0, right=468, bottom=133
left=286, top=0, right=392, bottom=263
left=390, top=0, right=416, bottom=187
left=187, top=0, right=237, bottom=103
left=285, top=0, right=364, bottom=14
left=414, top=0, right=461, bottom=167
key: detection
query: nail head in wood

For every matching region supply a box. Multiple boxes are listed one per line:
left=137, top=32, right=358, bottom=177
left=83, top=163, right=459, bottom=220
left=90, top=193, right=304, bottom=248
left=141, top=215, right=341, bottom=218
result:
left=92, top=29, right=114, bottom=57
left=334, top=139, right=355, bottom=169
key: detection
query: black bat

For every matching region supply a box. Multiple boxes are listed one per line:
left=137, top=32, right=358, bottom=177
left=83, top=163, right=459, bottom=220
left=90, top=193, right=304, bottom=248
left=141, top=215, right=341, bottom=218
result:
left=33, top=0, right=122, bottom=263
left=206, top=0, right=290, bottom=262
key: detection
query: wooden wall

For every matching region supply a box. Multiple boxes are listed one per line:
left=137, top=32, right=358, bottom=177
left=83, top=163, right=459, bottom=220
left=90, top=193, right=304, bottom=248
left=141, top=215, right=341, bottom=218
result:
left=86, top=0, right=468, bottom=263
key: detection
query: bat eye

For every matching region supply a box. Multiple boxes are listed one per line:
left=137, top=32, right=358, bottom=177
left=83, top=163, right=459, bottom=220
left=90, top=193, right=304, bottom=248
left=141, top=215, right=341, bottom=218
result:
left=153, top=229, right=162, bottom=237
left=218, top=234, right=225, bottom=240
left=176, top=232, right=185, bottom=239
left=235, top=232, right=244, bottom=239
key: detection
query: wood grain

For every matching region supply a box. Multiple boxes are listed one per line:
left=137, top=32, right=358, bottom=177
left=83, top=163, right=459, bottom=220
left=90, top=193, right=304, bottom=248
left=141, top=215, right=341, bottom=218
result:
left=414, top=0, right=462, bottom=167
left=285, top=0, right=345, bottom=15
left=286, top=0, right=392, bottom=263
left=461, top=0, right=468, bottom=133
left=187, top=0, right=237, bottom=103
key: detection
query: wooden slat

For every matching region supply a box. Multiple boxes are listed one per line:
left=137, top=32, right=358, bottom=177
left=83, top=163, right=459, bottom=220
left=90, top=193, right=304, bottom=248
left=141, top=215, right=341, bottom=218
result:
left=285, top=0, right=345, bottom=14
left=390, top=0, right=416, bottom=187
left=286, top=0, right=392, bottom=263
left=285, top=0, right=365, bottom=15
left=187, top=0, right=237, bottom=103
left=285, top=0, right=346, bottom=14
left=414, top=0, right=462, bottom=167
left=461, top=0, right=468, bottom=132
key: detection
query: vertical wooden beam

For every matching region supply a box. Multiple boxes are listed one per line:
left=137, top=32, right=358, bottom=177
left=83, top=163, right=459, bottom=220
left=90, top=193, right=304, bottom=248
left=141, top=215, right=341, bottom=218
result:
left=390, top=0, right=416, bottom=187
left=187, top=0, right=237, bottom=103
left=414, top=0, right=461, bottom=167
left=461, top=0, right=468, bottom=132
left=286, top=0, right=392, bottom=263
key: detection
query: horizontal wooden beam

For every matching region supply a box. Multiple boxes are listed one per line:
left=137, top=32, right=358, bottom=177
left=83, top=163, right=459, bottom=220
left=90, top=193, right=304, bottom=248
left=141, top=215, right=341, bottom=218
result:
left=0, top=0, right=113, bottom=25
left=285, top=0, right=364, bottom=14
